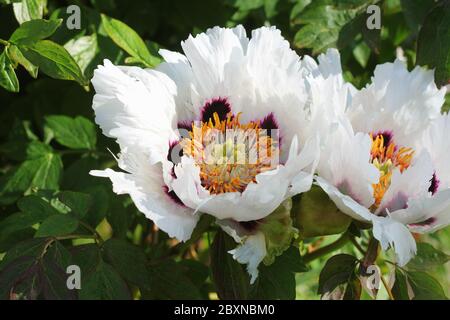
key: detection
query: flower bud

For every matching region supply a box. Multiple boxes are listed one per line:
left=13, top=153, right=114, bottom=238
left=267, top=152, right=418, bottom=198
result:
left=292, top=185, right=351, bottom=238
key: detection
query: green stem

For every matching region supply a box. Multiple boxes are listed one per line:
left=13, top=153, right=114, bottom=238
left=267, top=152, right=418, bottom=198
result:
left=0, top=39, right=9, bottom=46
left=79, top=220, right=104, bottom=244
left=303, top=232, right=350, bottom=264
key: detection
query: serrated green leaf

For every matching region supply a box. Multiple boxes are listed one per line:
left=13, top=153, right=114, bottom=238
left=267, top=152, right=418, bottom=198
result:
left=9, top=19, right=62, bottom=45
left=0, top=147, right=63, bottom=204
left=20, top=40, right=88, bottom=86
left=101, top=14, right=159, bottom=68
left=45, top=115, right=96, bottom=150
left=35, top=214, right=79, bottom=238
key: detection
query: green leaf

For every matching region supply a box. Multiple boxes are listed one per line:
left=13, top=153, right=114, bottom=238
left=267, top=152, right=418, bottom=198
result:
left=400, top=0, right=436, bottom=31
left=275, top=246, right=309, bottom=273
left=7, top=45, right=38, bottom=78
left=260, top=199, right=298, bottom=265
left=101, top=14, right=159, bottom=67
left=45, top=115, right=96, bottom=150
left=13, top=0, right=47, bottom=24
left=9, top=19, right=62, bottom=45
left=64, top=34, right=98, bottom=75
left=210, top=230, right=249, bottom=299
left=57, top=191, right=92, bottom=219
left=0, top=144, right=63, bottom=204
left=20, top=40, right=88, bottom=86
left=0, top=255, right=38, bottom=299
left=0, top=49, right=19, bottom=92
left=407, top=243, right=450, bottom=271
left=79, top=261, right=131, bottom=300
left=70, top=244, right=101, bottom=278
left=292, top=0, right=379, bottom=54
left=392, top=268, right=412, bottom=300
left=103, top=238, right=151, bottom=289
left=318, top=254, right=358, bottom=295
left=408, top=271, right=448, bottom=300
left=0, top=238, right=48, bottom=270
left=17, top=194, right=60, bottom=216
left=35, top=214, right=79, bottom=238
left=147, top=259, right=202, bottom=299
left=249, top=247, right=298, bottom=300
left=416, top=0, right=450, bottom=86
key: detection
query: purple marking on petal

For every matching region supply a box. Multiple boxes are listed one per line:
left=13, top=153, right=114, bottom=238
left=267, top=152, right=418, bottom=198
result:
left=373, top=130, right=394, bottom=147
left=163, top=186, right=185, bottom=207
left=239, top=220, right=262, bottom=233
left=177, top=121, right=192, bottom=132
left=409, top=217, right=436, bottom=228
left=167, top=140, right=183, bottom=165
left=201, top=97, right=231, bottom=123
left=260, top=112, right=279, bottom=130
left=429, top=172, right=440, bottom=195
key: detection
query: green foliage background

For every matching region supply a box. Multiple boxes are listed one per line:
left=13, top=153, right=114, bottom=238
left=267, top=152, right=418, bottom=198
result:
left=0, top=0, right=449, bottom=300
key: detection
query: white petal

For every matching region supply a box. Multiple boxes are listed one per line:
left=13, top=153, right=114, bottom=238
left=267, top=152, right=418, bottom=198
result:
left=416, top=113, right=450, bottom=189
left=372, top=217, right=417, bottom=266
left=349, top=60, right=446, bottom=146
left=90, top=148, right=198, bottom=242
left=376, top=151, right=434, bottom=215
left=317, top=122, right=379, bottom=208
left=91, top=60, right=178, bottom=163
left=228, top=232, right=267, bottom=284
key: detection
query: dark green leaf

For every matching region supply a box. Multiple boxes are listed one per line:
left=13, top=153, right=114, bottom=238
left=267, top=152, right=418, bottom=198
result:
left=103, top=238, right=151, bottom=289
left=210, top=230, right=249, bottom=299
left=35, top=214, right=79, bottom=238
left=318, top=254, right=358, bottom=295
left=392, top=268, right=412, bottom=300
left=79, top=261, right=131, bottom=300
left=416, top=0, right=450, bottom=86
left=57, top=191, right=92, bottom=219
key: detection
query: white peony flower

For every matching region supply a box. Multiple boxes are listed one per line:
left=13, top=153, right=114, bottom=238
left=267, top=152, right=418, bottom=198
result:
left=310, top=49, right=449, bottom=266
left=89, top=25, right=320, bottom=280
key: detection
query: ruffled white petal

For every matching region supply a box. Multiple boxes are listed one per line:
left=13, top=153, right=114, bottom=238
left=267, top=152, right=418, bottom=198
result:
left=89, top=148, right=198, bottom=242
left=228, top=232, right=267, bottom=284
left=91, top=60, right=178, bottom=164
left=348, top=60, right=446, bottom=146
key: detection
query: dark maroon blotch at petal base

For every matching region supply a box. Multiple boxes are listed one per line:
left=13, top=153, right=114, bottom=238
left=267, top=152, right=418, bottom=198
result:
left=201, top=97, right=231, bottom=122
left=167, top=140, right=183, bottom=165
left=429, top=172, right=440, bottom=195
left=260, top=112, right=279, bottom=130
left=409, top=217, right=436, bottom=228
left=177, top=121, right=192, bottom=132
left=373, top=130, right=394, bottom=147
left=163, top=186, right=185, bottom=207
left=239, top=220, right=262, bottom=234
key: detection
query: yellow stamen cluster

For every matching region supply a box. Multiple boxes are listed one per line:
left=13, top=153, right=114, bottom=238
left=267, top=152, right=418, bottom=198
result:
left=181, top=112, right=277, bottom=194
left=370, top=133, right=414, bottom=208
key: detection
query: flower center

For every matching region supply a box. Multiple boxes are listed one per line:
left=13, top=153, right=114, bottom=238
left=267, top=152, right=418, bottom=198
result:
left=370, top=132, right=414, bottom=208
left=181, top=112, right=279, bottom=194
